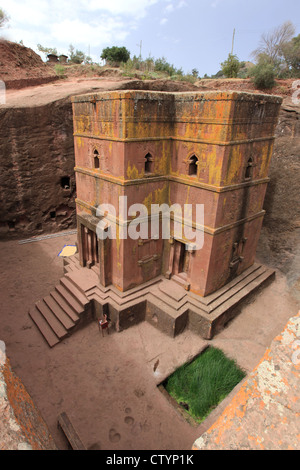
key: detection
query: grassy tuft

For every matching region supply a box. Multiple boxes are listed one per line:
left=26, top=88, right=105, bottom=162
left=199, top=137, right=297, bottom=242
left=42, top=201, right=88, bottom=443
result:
left=164, top=347, right=246, bottom=423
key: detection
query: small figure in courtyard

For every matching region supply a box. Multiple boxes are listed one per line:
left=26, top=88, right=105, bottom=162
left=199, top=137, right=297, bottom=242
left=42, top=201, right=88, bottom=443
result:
left=98, top=313, right=109, bottom=336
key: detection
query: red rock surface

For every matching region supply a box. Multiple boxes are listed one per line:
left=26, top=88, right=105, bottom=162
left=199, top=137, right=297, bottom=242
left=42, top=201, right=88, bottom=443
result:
left=0, top=40, right=58, bottom=89
left=0, top=346, right=56, bottom=450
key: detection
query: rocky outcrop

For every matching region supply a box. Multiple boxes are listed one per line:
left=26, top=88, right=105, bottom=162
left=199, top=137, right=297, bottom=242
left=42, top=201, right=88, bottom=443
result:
left=0, top=341, right=56, bottom=450
left=192, top=312, right=300, bottom=450
left=0, top=98, right=76, bottom=239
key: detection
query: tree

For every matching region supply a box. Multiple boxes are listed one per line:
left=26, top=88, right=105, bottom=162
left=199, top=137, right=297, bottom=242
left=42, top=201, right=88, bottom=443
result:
left=68, top=44, right=86, bottom=64
left=101, top=46, right=130, bottom=65
left=0, top=8, right=9, bottom=28
left=221, top=53, right=241, bottom=78
left=37, top=44, right=58, bottom=57
left=281, top=34, right=300, bottom=77
left=252, top=21, right=295, bottom=67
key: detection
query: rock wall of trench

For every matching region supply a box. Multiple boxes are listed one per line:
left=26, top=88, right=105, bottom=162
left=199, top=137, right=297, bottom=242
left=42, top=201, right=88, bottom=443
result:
left=257, top=99, right=300, bottom=299
left=0, top=98, right=76, bottom=240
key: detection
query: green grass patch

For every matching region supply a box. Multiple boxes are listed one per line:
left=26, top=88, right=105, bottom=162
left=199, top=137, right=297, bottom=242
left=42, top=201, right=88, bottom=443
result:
left=164, top=347, right=246, bottom=423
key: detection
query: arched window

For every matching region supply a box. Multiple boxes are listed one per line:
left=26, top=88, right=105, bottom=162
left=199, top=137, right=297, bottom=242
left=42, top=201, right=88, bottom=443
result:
left=144, top=153, right=153, bottom=174
left=94, top=149, right=100, bottom=169
left=245, top=157, right=253, bottom=180
left=188, top=155, right=198, bottom=176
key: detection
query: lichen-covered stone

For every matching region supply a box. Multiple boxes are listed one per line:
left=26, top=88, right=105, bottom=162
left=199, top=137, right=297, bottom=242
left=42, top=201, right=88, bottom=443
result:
left=192, top=312, right=300, bottom=450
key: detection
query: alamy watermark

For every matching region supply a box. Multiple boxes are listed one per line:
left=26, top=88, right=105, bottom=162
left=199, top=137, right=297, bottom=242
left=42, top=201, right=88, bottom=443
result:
left=95, top=196, right=204, bottom=250
left=0, top=80, right=6, bottom=105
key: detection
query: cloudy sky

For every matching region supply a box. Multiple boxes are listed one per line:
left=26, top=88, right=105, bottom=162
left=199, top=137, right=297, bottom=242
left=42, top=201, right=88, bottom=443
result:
left=1, top=0, right=300, bottom=76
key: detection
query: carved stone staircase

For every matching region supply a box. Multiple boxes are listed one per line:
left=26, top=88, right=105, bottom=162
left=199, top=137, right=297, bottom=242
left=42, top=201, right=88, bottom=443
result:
left=29, top=256, right=91, bottom=347
left=29, top=255, right=275, bottom=347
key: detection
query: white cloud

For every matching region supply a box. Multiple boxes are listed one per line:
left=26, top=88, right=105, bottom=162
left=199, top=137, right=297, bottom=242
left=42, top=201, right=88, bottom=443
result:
left=5, top=0, right=49, bottom=27
left=50, top=17, right=130, bottom=47
left=83, top=0, right=159, bottom=18
left=160, top=18, right=168, bottom=25
left=163, top=0, right=187, bottom=15
left=4, top=0, right=162, bottom=57
left=165, top=4, right=174, bottom=13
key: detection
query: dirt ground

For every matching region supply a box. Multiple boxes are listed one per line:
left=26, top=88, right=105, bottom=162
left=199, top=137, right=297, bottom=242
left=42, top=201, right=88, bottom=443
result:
left=0, top=231, right=298, bottom=450
left=4, top=77, right=131, bottom=108
left=4, top=76, right=295, bottom=110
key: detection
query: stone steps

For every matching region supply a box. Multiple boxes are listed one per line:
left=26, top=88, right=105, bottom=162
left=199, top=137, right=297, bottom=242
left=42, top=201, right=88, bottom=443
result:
left=59, top=277, right=90, bottom=309
left=30, top=255, right=275, bottom=346
left=29, top=307, right=61, bottom=348
left=43, top=295, right=77, bottom=330
left=54, top=284, right=84, bottom=314
left=50, top=290, right=81, bottom=324
left=29, top=273, right=90, bottom=348
left=35, top=300, right=69, bottom=340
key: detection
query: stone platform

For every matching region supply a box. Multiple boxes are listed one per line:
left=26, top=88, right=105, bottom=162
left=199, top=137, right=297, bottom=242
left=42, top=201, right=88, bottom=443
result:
left=29, top=254, right=275, bottom=347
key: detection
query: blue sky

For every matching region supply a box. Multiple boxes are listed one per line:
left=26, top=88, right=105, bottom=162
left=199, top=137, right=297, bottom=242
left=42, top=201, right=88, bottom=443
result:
left=2, top=0, right=300, bottom=76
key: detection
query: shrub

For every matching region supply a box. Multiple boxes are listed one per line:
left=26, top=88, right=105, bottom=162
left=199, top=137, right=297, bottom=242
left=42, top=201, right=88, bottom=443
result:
left=154, top=57, right=176, bottom=76
left=250, top=63, right=276, bottom=89
left=101, top=46, right=130, bottom=65
left=221, top=53, right=241, bottom=78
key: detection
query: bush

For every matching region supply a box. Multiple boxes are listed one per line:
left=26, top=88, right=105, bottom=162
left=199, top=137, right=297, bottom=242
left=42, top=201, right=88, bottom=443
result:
left=154, top=57, right=176, bottom=76
left=221, top=53, right=241, bottom=78
left=250, top=63, right=276, bottom=89
left=101, top=46, right=130, bottom=65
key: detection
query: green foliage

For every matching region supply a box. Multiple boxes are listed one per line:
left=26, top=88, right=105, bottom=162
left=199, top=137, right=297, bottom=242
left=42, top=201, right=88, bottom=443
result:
left=164, top=347, right=246, bottom=423
left=101, top=46, right=130, bottom=64
left=250, top=61, right=276, bottom=89
left=281, top=33, right=300, bottom=77
left=54, top=64, right=66, bottom=79
left=121, top=53, right=199, bottom=83
left=154, top=56, right=176, bottom=76
left=37, top=44, right=58, bottom=56
left=68, top=44, right=86, bottom=64
left=84, top=55, right=93, bottom=65
left=171, top=73, right=197, bottom=84
left=210, top=70, right=223, bottom=79
left=221, top=53, right=241, bottom=78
